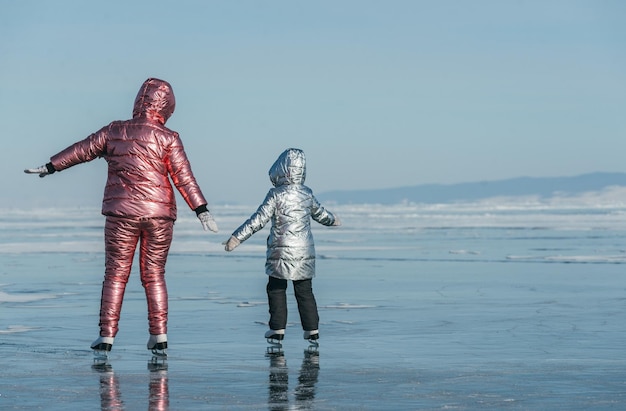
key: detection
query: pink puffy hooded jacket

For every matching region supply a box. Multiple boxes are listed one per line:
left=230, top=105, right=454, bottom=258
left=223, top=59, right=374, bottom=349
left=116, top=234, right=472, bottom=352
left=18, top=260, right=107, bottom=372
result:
left=50, top=78, right=207, bottom=220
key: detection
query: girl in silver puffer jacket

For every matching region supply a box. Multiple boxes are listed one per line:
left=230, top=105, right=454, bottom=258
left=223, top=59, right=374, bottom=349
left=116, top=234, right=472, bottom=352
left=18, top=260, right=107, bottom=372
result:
left=224, top=148, right=341, bottom=347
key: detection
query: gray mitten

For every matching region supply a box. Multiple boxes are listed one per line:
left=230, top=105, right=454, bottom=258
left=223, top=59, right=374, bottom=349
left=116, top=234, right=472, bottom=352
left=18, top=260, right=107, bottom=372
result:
left=24, top=163, right=55, bottom=178
left=198, top=211, right=219, bottom=233
left=223, top=236, right=241, bottom=252
left=332, top=215, right=342, bottom=226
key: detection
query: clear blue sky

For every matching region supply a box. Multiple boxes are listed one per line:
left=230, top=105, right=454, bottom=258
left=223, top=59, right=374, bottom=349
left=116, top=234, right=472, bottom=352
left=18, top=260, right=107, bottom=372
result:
left=2, top=0, right=624, bottom=207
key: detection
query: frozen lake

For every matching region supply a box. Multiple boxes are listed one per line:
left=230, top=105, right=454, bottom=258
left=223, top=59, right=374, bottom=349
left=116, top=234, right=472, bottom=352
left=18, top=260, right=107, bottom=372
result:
left=1, top=201, right=626, bottom=409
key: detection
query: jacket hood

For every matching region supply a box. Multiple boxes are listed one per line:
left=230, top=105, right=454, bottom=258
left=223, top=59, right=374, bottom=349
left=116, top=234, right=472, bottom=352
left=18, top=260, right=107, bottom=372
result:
left=132, top=78, right=175, bottom=124
left=269, top=148, right=306, bottom=187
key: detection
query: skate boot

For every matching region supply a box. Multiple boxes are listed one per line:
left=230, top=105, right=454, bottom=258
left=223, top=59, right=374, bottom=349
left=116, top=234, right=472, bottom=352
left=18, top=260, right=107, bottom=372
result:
left=265, top=329, right=285, bottom=355
left=147, top=334, right=168, bottom=359
left=303, top=330, right=319, bottom=353
left=91, top=336, right=114, bottom=363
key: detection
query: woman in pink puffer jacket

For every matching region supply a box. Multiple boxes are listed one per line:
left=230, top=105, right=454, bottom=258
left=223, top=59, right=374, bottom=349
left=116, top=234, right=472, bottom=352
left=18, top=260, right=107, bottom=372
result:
left=25, top=78, right=218, bottom=358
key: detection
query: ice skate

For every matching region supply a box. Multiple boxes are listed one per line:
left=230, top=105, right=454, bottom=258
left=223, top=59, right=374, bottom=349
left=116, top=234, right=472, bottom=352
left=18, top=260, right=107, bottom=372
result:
left=265, top=329, right=285, bottom=355
left=303, top=330, right=319, bottom=353
left=147, top=334, right=168, bottom=359
left=91, top=336, right=114, bottom=363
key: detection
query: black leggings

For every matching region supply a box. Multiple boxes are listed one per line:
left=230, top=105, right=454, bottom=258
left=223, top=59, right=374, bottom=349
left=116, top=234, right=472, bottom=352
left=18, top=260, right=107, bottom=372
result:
left=266, top=276, right=319, bottom=331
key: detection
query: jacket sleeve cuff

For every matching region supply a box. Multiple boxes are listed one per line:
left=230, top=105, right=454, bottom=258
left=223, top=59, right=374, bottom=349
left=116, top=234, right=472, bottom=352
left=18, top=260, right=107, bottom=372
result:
left=194, top=204, right=208, bottom=216
left=45, top=162, right=57, bottom=174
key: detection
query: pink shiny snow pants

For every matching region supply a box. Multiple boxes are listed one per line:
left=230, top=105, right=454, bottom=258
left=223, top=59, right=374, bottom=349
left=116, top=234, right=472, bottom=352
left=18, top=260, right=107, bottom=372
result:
left=99, top=216, right=174, bottom=338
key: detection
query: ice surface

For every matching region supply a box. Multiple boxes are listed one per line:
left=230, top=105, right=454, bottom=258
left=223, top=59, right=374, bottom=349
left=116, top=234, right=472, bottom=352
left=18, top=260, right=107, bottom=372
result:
left=1, top=204, right=626, bottom=409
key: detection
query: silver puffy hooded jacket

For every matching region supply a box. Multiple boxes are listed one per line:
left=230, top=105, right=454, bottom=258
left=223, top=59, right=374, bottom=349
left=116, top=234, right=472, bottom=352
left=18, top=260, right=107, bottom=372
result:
left=231, top=148, right=337, bottom=280
left=49, top=78, right=207, bottom=220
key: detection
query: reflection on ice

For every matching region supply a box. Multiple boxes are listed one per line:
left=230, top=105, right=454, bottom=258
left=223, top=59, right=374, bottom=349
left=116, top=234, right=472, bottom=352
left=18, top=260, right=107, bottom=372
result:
left=268, top=355, right=288, bottom=407
left=148, top=362, right=169, bottom=411
left=295, top=351, right=320, bottom=404
left=268, top=351, right=319, bottom=410
left=92, top=364, right=124, bottom=411
left=92, top=361, right=170, bottom=411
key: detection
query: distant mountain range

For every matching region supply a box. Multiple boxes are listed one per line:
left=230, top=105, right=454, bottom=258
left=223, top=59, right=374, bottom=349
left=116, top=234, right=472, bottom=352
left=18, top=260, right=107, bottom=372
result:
left=317, top=172, right=626, bottom=204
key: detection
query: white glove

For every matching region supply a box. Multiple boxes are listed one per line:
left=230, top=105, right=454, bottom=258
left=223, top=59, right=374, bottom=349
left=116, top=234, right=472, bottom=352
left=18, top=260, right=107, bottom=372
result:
left=223, top=236, right=241, bottom=252
left=24, top=165, right=53, bottom=178
left=198, top=211, right=219, bottom=233
left=332, top=215, right=342, bottom=226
